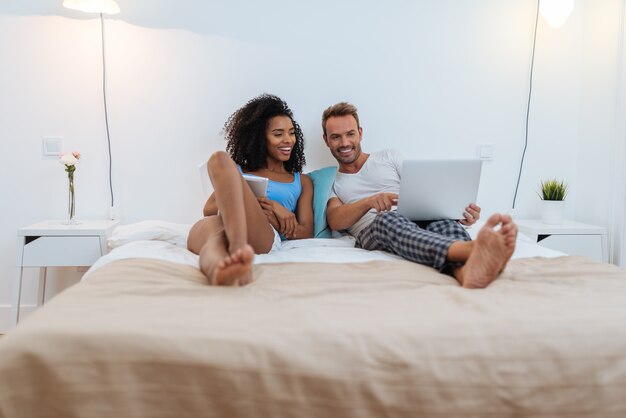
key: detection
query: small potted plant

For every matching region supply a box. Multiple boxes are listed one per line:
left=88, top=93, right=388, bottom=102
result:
left=538, top=179, right=568, bottom=224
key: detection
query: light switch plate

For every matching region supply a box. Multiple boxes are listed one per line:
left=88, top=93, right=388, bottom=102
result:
left=478, top=144, right=493, bottom=160
left=43, top=136, right=63, bottom=156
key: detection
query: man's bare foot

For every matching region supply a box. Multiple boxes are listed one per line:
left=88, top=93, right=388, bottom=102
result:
left=498, top=215, right=517, bottom=273
left=456, top=213, right=510, bottom=289
left=200, top=244, right=254, bottom=286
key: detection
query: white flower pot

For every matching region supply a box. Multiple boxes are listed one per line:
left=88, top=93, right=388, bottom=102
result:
left=541, top=200, right=565, bottom=225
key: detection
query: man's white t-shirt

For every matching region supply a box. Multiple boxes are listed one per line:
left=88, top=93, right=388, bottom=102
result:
left=329, top=149, right=405, bottom=238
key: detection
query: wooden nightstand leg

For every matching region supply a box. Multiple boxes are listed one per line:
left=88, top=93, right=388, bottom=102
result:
left=11, top=267, right=24, bottom=326
left=37, top=267, right=48, bottom=306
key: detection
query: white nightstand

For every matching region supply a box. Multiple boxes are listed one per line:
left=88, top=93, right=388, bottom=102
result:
left=11, top=220, right=119, bottom=326
left=516, top=219, right=608, bottom=263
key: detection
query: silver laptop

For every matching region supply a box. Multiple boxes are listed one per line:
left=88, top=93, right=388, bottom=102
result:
left=396, top=159, right=482, bottom=221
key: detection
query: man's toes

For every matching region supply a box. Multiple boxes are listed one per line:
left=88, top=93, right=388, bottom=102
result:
left=485, top=213, right=502, bottom=228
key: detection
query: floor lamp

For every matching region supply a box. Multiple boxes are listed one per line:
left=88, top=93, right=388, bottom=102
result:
left=62, top=0, right=120, bottom=219
left=512, top=0, right=574, bottom=209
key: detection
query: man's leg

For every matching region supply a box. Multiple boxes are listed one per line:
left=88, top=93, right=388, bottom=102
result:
left=423, top=220, right=472, bottom=275
left=356, top=212, right=457, bottom=271
left=356, top=212, right=517, bottom=288
left=421, top=219, right=471, bottom=242
left=454, top=214, right=517, bottom=288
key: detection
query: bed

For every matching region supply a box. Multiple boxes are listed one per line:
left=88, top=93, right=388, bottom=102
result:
left=1, top=220, right=626, bottom=418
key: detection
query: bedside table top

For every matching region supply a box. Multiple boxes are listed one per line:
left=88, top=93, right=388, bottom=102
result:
left=516, top=219, right=606, bottom=235
left=18, top=220, right=120, bottom=236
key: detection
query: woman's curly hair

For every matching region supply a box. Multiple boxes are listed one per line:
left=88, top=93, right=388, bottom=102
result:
left=223, top=94, right=306, bottom=173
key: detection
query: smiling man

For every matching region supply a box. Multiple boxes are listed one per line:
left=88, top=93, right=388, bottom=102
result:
left=321, top=102, right=517, bottom=288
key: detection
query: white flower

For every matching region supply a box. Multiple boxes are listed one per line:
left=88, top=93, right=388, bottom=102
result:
left=59, top=153, right=79, bottom=166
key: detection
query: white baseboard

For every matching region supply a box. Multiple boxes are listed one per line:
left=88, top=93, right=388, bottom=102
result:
left=0, top=305, right=37, bottom=334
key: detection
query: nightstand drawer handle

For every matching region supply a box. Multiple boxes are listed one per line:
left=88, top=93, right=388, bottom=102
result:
left=25, top=236, right=41, bottom=244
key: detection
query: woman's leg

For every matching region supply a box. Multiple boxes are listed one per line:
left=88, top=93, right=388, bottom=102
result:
left=187, top=151, right=275, bottom=285
left=188, top=215, right=254, bottom=285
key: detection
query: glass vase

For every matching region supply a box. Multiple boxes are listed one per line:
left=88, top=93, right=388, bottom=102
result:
left=65, top=172, right=79, bottom=225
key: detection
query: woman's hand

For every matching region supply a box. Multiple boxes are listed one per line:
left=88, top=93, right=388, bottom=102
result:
left=257, top=197, right=280, bottom=230
left=258, top=197, right=297, bottom=238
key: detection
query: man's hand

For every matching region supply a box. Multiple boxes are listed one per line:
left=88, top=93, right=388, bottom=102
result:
left=459, top=203, right=481, bottom=226
left=367, top=192, right=399, bottom=213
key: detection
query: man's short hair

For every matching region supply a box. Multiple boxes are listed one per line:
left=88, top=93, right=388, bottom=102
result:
left=322, top=102, right=360, bottom=136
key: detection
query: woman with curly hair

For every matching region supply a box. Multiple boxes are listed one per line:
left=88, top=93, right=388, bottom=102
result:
left=187, top=94, right=314, bottom=286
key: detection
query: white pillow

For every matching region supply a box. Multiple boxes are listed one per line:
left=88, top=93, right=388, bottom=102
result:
left=108, top=220, right=191, bottom=249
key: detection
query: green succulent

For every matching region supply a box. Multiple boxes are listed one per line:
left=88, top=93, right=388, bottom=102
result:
left=538, top=179, right=568, bottom=201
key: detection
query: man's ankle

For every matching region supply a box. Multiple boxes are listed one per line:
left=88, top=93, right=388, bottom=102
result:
left=447, top=241, right=472, bottom=262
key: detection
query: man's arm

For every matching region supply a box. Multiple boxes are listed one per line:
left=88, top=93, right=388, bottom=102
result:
left=326, top=192, right=398, bottom=231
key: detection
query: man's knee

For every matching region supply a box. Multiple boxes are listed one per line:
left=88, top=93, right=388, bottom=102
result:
left=427, top=219, right=468, bottom=236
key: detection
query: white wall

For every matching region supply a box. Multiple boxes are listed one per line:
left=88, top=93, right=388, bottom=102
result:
left=0, top=0, right=622, bottom=331
left=576, top=0, right=622, bottom=259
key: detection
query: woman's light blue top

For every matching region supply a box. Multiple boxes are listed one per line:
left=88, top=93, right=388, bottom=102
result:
left=237, top=166, right=302, bottom=212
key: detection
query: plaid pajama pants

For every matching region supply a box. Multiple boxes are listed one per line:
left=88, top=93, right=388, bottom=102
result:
left=355, top=211, right=471, bottom=275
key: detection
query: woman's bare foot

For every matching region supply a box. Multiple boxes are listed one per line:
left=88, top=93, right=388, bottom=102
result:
left=215, top=245, right=254, bottom=286
left=456, top=214, right=510, bottom=289
left=200, top=244, right=254, bottom=286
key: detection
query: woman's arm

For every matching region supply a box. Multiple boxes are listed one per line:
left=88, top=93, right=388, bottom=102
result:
left=203, top=193, right=218, bottom=216
left=257, top=174, right=314, bottom=239
left=258, top=200, right=281, bottom=230
left=291, top=174, right=314, bottom=239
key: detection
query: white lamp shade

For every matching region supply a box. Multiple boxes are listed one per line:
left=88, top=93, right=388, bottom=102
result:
left=539, top=0, right=574, bottom=28
left=63, top=0, right=120, bottom=15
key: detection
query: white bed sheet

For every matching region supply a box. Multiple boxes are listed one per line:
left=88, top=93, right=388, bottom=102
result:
left=85, top=220, right=565, bottom=279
